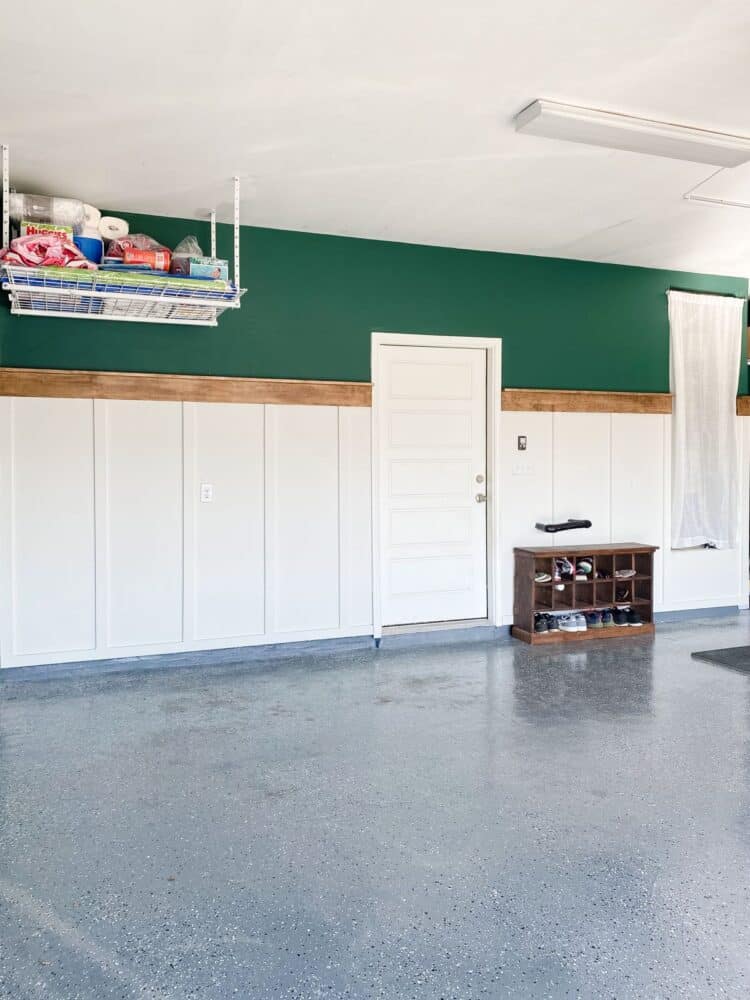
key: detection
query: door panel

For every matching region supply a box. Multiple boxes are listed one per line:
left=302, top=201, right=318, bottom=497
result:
left=390, top=460, right=470, bottom=496
left=378, top=344, right=488, bottom=626
left=390, top=508, right=472, bottom=546
left=390, top=411, right=472, bottom=449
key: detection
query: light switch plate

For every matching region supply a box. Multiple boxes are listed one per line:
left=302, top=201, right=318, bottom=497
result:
left=200, top=482, right=214, bottom=503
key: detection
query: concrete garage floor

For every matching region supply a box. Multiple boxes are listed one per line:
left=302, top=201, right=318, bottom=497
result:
left=2, top=619, right=750, bottom=999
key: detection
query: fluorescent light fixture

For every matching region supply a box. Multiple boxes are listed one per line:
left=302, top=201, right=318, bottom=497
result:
left=515, top=99, right=750, bottom=167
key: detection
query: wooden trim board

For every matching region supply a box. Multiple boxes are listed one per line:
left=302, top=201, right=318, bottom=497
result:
left=502, top=388, right=673, bottom=413
left=0, top=367, right=372, bottom=407
left=3, top=368, right=746, bottom=415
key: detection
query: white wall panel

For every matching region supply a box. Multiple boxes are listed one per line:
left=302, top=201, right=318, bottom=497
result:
left=500, top=411, right=554, bottom=620
left=553, top=412, right=611, bottom=544
left=100, top=400, right=183, bottom=647
left=265, top=405, right=340, bottom=633
left=0, top=397, right=9, bottom=665
left=611, top=413, right=665, bottom=607
left=739, top=418, right=750, bottom=611
left=1, top=398, right=96, bottom=656
left=339, top=407, right=373, bottom=629
left=4, top=395, right=750, bottom=669
left=662, top=415, right=744, bottom=610
left=186, top=402, right=265, bottom=641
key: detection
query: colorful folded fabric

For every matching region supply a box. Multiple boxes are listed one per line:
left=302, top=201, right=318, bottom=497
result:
left=0, top=234, right=96, bottom=269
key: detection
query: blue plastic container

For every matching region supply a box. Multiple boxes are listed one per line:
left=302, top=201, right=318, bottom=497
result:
left=73, top=233, right=103, bottom=264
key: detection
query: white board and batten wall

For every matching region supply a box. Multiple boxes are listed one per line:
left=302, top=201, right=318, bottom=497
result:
left=0, top=397, right=373, bottom=668
left=1, top=395, right=749, bottom=668
left=500, top=410, right=750, bottom=623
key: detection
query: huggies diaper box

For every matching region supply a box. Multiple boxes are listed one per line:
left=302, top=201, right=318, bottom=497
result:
left=19, top=221, right=74, bottom=239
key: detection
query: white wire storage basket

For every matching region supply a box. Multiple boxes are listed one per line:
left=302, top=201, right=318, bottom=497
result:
left=0, top=265, right=245, bottom=327
left=0, top=148, right=246, bottom=329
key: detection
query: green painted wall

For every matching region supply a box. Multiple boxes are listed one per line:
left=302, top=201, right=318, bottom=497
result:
left=1, top=210, right=747, bottom=392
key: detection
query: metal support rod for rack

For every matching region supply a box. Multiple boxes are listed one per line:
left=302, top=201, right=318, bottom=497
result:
left=210, top=210, right=216, bottom=259
left=233, top=175, right=240, bottom=290
left=2, top=145, right=9, bottom=250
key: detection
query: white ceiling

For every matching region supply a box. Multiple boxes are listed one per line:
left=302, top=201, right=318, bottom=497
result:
left=5, top=0, right=750, bottom=276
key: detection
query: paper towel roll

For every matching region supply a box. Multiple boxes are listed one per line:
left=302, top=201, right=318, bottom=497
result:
left=99, top=216, right=129, bottom=239
left=82, top=203, right=101, bottom=229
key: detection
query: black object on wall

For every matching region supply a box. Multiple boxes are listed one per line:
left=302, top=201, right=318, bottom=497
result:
left=535, top=519, right=593, bottom=533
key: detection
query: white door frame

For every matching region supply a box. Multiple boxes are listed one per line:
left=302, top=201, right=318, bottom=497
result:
left=371, top=332, right=502, bottom=638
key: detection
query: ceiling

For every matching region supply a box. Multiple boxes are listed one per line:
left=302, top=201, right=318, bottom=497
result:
left=5, top=0, right=750, bottom=276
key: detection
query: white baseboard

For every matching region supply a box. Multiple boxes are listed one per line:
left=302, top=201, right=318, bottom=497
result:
left=0, top=625, right=374, bottom=670
left=655, top=597, right=743, bottom=612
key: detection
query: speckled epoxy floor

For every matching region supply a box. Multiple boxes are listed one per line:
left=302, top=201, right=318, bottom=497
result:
left=2, top=619, right=750, bottom=999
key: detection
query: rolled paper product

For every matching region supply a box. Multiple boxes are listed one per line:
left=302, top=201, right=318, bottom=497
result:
left=82, top=203, right=101, bottom=230
left=98, top=216, right=129, bottom=240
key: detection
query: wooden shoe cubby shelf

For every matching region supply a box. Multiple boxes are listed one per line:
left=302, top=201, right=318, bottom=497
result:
left=512, top=543, right=658, bottom=644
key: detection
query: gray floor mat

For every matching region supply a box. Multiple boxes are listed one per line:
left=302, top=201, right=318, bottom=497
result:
left=691, top=646, right=750, bottom=672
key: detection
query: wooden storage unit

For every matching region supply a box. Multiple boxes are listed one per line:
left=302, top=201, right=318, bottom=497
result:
left=512, top=543, right=658, bottom=644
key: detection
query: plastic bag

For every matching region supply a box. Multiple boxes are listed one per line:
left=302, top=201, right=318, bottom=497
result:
left=104, top=234, right=168, bottom=259
left=173, top=235, right=203, bottom=257
left=9, top=192, right=85, bottom=232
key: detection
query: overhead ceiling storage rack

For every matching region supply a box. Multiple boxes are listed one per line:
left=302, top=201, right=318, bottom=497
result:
left=0, top=145, right=245, bottom=327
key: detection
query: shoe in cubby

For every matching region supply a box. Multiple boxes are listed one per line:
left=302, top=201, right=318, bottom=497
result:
left=627, top=608, right=643, bottom=627
left=575, top=558, right=593, bottom=581
left=533, top=613, right=549, bottom=634
left=585, top=610, right=603, bottom=629
left=555, top=557, right=574, bottom=581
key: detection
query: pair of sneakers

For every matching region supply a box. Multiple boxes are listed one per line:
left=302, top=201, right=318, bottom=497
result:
left=559, top=613, right=586, bottom=632
left=534, top=613, right=561, bottom=633
left=613, top=606, right=643, bottom=627
left=588, top=607, right=643, bottom=627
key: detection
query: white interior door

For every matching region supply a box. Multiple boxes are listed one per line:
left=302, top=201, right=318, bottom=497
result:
left=378, top=344, right=488, bottom=626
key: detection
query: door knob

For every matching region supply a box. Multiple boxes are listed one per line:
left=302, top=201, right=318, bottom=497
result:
left=475, top=492, right=487, bottom=503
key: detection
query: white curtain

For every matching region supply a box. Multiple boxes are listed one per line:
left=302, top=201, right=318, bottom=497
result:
left=668, top=290, right=744, bottom=549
